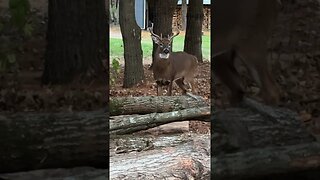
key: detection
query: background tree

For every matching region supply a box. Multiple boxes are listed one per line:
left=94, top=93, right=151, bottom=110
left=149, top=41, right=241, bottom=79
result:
left=119, top=0, right=144, bottom=88
left=147, top=0, right=178, bottom=64
left=181, top=0, right=187, bottom=31
left=42, top=0, right=108, bottom=84
left=184, top=0, right=204, bottom=62
left=110, top=0, right=119, bottom=25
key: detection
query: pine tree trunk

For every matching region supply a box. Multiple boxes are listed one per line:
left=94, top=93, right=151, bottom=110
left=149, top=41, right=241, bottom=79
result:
left=42, top=0, right=107, bottom=84
left=184, top=0, right=204, bottom=62
left=119, top=0, right=144, bottom=88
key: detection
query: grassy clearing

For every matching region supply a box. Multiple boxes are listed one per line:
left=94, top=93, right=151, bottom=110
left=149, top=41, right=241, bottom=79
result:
left=110, top=35, right=211, bottom=61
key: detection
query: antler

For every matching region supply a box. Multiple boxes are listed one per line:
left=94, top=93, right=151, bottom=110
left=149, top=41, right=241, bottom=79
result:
left=169, top=29, right=180, bottom=42
left=148, top=23, right=161, bottom=40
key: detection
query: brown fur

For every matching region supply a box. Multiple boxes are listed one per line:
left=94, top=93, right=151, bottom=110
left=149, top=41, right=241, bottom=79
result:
left=150, top=35, right=198, bottom=96
left=213, top=0, right=282, bottom=105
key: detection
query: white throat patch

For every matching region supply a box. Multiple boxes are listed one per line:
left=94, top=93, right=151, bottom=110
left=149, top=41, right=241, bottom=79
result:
left=159, top=53, right=170, bottom=59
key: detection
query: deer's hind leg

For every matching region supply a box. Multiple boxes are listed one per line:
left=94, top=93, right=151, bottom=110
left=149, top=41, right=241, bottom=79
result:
left=186, top=78, right=197, bottom=95
left=167, top=81, right=173, bottom=96
left=214, top=50, right=245, bottom=104
left=175, top=78, right=188, bottom=95
left=237, top=44, right=280, bottom=105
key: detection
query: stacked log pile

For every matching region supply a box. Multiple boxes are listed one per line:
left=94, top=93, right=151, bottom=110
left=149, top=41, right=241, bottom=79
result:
left=1, top=96, right=320, bottom=179
left=172, top=6, right=211, bottom=31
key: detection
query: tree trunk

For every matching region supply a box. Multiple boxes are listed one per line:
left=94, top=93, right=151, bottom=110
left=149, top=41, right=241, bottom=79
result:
left=181, top=0, right=187, bottom=31
left=0, top=110, right=108, bottom=173
left=213, top=98, right=316, bottom=154
left=212, top=142, right=320, bottom=180
left=211, top=98, right=320, bottom=179
left=110, top=95, right=207, bottom=116
left=42, top=0, right=107, bottom=84
left=110, top=134, right=210, bottom=179
left=0, top=167, right=108, bottom=180
left=149, top=0, right=178, bottom=65
left=119, top=0, right=145, bottom=88
left=184, top=0, right=204, bottom=62
left=110, top=106, right=210, bottom=135
left=110, top=0, right=119, bottom=25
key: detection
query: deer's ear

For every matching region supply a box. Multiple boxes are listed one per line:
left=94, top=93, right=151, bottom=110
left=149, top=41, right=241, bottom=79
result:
left=151, top=35, right=161, bottom=44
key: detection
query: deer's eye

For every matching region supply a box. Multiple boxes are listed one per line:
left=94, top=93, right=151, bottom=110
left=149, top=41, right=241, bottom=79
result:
left=159, top=44, right=163, bottom=47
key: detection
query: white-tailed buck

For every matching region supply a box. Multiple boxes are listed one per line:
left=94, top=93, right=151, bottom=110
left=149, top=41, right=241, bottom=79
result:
left=213, top=0, right=282, bottom=105
left=149, top=25, right=198, bottom=96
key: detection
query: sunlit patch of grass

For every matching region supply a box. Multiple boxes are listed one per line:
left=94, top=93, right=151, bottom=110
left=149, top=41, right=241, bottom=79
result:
left=110, top=34, right=211, bottom=60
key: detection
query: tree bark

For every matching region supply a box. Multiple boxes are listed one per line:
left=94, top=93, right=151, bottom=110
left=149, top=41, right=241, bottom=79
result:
left=119, top=0, right=145, bottom=88
left=213, top=98, right=316, bottom=154
left=0, top=167, right=108, bottom=180
left=110, top=106, right=210, bottom=135
left=110, top=95, right=208, bottom=116
left=0, top=110, right=108, bottom=173
left=110, top=133, right=209, bottom=154
left=184, top=0, right=204, bottom=62
left=110, top=0, right=119, bottom=25
left=212, top=142, right=320, bottom=180
left=110, top=134, right=210, bottom=179
left=181, top=0, right=187, bottom=31
left=148, top=0, right=178, bottom=64
left=42, top=0, right=107, bottom=84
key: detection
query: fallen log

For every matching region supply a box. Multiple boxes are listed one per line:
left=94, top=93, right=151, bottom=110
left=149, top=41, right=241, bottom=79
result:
left=109, top=133, right=209, bottom=155
left=110, top=134, right=210, bottom=179
left=212, top=142, right=320, bottom=180
left=212, top=98, right=315, bottom=154
left=0, top=110, right=108, bottom=173
left=110, top=95, right=208, bottom=116
left=0, top=167, right=108, bottom=180
left=110, top=106, right=210, bottom=135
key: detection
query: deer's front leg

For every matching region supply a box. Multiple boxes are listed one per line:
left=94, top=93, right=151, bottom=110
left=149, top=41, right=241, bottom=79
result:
left=167, top=81, right=173, bottom=96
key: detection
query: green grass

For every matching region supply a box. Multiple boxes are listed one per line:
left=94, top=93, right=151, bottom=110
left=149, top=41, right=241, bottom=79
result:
left=110, top=35, right=211, bottom=60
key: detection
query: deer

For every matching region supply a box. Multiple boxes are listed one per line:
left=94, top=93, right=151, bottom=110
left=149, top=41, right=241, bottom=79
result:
left=148, top=25, right=198, bottom=96
left=213, top=0, right=282, bottom=105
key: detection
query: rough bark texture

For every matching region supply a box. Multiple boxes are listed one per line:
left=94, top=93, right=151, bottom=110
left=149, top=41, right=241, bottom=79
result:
left=181, top=0, right=187, bottom=30
left=213, top=98, right=315, bottom=154
left=42, top=0, right=107, bottom=84
left=212, top=142, right=320, bottom=180
left=119, top=0, right=144, bottom=88
left=0, top=167, right=108, bottom=180
left=110, top=134, right=210, bottom=179
left=110, top=0, right=119, bottom=25
left=184, top=0, right=204, bottom=62
left=110, top=95, right=208, bottom=116
left=110, top=106, right=210, bottom=135
left=110, top=133, right=206, bottom=154
left=0, top=110, right=108, bottom=173
left=212, top=98, right=320, bottom=179
left=149, top=0, right=178, bottom=63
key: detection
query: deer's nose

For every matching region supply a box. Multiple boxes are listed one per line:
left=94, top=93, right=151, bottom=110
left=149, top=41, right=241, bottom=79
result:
left=163, top=48, right=170, bottom=54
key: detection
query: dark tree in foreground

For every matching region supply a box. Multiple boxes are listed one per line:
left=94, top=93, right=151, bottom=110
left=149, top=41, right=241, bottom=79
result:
left=147, top=0, right=178, bottom=63
left=42, top=0, right=108, bottom=84
left=184, top=0, right=204, bottom=62
left=119, top=0, right=144, bottom=88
